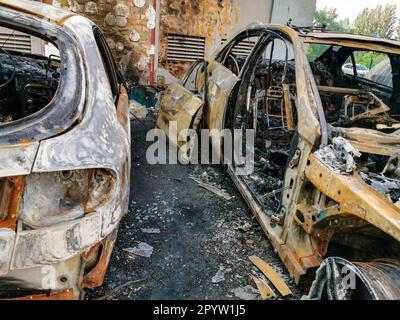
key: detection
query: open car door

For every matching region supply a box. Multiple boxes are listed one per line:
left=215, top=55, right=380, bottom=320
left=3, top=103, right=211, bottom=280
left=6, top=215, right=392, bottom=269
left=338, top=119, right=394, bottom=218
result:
left=156, top=60, right=207, bottom=148
left=204, top=61, right=240, bottom=160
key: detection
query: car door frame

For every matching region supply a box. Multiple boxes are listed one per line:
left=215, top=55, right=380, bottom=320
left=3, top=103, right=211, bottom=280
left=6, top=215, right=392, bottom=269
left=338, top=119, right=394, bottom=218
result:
left=204, top=28, right=266, bottom=160
left=156, top=59, right=208, bottom=149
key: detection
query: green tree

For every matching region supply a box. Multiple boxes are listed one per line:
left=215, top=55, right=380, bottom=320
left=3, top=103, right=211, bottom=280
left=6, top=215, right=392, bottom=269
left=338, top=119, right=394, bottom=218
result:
left=309, top=8, right=351, bottom=61
left=314, top=7, right=348, bottom=32
left=354, top=5, right=397, bottom=39
left=397, top=21, right=400, bottom=39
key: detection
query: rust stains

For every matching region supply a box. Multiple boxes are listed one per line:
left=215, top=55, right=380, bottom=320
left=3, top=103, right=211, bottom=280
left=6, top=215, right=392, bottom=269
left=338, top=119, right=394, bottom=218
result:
left=0, top=176, right=25, bottom=230
left=6, top=289, right=74, bottom=300
left=116, top=86, right=130, bottom=131
left=159, top=0, right=240, bottom=79
left=81, top=231, right=118, bottom=289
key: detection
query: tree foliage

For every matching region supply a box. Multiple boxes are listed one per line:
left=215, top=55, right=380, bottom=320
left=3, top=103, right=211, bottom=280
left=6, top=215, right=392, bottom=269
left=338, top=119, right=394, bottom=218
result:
left=354, top=5, right=398, bottom=39
left=310, top=5, right=400, bottom=64
left=314, top=7, right=349, bottom=32
left=397, top=21, right=400, bottom=39
left=354, top=51, right=387, bottom=69
left=310, top=7, right=351, bottom=61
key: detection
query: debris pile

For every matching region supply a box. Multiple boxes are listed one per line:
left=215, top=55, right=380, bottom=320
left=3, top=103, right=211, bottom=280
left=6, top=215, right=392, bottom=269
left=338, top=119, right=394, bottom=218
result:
left=129, top=100, right=148, bottom=119
left=315, top=137, right=361, bottom=173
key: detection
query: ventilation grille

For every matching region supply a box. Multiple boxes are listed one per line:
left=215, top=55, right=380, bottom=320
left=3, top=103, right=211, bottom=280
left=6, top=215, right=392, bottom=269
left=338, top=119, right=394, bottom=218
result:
left=0, top=28, right=32, bottom=53
left=167, top=34, right=205, bottom=62
left=222, top=38, right=256, bottom=58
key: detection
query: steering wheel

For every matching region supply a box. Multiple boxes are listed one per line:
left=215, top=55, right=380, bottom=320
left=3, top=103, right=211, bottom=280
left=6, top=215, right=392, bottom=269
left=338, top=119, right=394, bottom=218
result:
left=227, top=54, right=240, bottom=75
left=0, top=48, right=16, bottom=90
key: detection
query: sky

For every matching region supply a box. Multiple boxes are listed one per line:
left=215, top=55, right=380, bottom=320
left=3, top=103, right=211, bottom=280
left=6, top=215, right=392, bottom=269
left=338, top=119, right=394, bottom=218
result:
left=317, top=0, right=400, bottom=22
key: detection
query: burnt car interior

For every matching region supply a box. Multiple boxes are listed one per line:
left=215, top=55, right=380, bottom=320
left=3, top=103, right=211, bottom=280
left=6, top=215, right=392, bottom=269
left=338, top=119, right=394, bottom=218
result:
left=218, top=35, right=260, bottom=76
left=306, top=41, right=400, bottom=259
left=224, top=31, right=298, bottom=216
left=308, top=43, right=400, bottom=126
left=0, top=26, right=60, bottom=124
left=221, top=31, right=400, bottom=262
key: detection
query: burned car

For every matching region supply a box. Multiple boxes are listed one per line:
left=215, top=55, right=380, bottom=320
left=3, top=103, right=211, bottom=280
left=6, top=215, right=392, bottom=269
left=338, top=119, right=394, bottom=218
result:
left=0, top=1, right=130, bottom=299
left=157, top=24, right=400, bottom=299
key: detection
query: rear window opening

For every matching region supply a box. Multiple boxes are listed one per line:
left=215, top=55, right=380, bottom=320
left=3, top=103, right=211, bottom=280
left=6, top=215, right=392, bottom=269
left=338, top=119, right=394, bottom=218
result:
left=306, top=41, right=400, bottom=210
left=306, top=42, right=400, bottom=130
left=0, top=26, right=61, bottom=124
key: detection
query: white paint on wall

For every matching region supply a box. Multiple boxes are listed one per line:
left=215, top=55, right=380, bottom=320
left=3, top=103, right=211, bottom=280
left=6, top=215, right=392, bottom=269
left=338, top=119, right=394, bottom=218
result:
left=207, top=0, right=274, bottom=59
left=133, top=0, right=146, bottom=8
left=146, top=4, right=156, bottom=29
left=233, top=0, right=274, bottom=33
left=271, top=0, right=316, bottom=27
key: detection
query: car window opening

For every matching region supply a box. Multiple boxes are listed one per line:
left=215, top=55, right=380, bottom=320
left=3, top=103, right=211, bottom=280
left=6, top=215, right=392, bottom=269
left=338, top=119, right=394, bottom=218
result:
left=0, top=25, right=61, bottom=125
left=306, top=42, right=399, bottom=125
left=228, top=33, right=297, bottom=215
left=307, top=41, right=400, bottom=206
left=218, top=34, right=261, bottom=76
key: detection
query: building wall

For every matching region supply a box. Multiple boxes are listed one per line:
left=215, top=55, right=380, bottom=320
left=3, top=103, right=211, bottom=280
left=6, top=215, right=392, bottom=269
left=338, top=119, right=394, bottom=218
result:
left=157, top=0, right=274, bottom=83
left=158, top=0, right=228, bottom=81
left=270, top=0, right=316, bottom=26
left=45, top=0, right=156, bottom=86
left=44, top=0, right=316, bottom=86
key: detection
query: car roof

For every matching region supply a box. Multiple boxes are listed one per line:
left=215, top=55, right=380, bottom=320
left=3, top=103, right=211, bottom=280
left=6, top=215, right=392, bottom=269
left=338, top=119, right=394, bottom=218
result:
left=301, top=32, right=400, bottom=47
left=300, top=31, right=400, bottom=54
left=0, top=0, right=76, bottom=25
left=218, top=23, right=400, bottom=56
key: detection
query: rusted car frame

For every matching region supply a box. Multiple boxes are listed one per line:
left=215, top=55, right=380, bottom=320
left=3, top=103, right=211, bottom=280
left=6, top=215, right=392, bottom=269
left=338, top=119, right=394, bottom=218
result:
left=158, top=23, right=400, bottom=299
left=0, top=0, right=130, bottom=299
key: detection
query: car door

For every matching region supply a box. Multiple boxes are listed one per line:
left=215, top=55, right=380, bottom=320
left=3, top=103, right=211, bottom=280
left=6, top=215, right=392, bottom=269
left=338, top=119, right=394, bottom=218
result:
left=204, top=61, right=240, bottom=131
left=204, top=31, right=262, bottom=160
left=204, top=61, right=239, bottom=160
left=156, top=59, right=207, bottom=148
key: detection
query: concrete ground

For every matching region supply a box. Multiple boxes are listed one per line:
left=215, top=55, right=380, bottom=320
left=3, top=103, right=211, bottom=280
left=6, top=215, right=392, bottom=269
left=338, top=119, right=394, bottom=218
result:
left=85, top=113, right=303, bottom=300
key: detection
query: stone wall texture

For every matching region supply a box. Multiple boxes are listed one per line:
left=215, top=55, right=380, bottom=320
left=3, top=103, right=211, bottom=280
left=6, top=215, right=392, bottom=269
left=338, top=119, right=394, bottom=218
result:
left=45, top=0, right=155, bottom=86
left=44, top=0, right=243, bottom=85
left=158, top=0, right=240, bottom=80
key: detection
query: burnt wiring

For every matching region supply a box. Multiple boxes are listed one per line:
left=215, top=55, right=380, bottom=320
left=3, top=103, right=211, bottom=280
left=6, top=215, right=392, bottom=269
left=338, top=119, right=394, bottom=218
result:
left=0, top=48, right=15, bottom=90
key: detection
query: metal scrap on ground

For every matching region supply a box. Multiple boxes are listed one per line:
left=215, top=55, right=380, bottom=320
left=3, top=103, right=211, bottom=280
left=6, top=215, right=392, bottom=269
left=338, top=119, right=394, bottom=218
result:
left=211, top=269, right=225, bottom=283
left=249, top=255, right=292, bottom=297
left=190, top=177, right=233, bottom=201
left=141, top=228, right=161, bottom=234
left=129, top=100, right=148, bottom=119
left=251, top=275, right=276, bottom=300
left=124, top=242, right=154, bottom=258
left=230, top=285, right=259, bottom=300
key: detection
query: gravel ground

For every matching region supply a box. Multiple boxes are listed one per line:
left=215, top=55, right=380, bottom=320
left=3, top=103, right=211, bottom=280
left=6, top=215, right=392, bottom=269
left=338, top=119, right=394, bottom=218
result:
left=85, top=113, right=303, bottom=300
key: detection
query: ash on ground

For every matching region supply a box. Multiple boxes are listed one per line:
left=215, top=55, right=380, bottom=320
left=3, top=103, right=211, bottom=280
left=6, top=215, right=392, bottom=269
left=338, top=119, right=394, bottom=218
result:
left=85, top=113, right=302, bottom=300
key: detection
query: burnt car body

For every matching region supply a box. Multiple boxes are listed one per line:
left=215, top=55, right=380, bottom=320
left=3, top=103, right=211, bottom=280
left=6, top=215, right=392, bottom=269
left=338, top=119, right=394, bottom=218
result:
left=0, top=0, right=130, bottom=299
left=157, top=24, right=400, bottom=299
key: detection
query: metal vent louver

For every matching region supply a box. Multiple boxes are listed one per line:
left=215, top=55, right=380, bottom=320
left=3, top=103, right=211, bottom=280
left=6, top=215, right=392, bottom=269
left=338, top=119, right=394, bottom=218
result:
left=167, top=34, right=205, bottom=62
left=0, top=27, right=31, bottom=53
left=222, top=38, right=256, bottom=58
